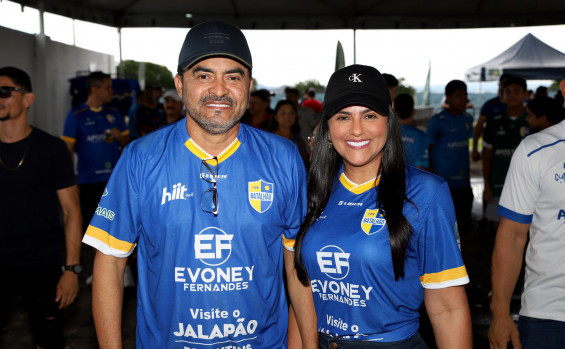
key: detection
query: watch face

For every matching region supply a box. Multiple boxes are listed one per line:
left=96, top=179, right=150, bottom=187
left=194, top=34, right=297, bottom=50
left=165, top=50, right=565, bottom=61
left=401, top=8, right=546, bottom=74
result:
left=72, top=265, right=83, bottom=274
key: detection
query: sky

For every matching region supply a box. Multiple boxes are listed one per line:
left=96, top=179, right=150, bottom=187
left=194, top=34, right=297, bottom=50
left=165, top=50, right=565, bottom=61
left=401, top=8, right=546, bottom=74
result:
left=1, top=0, right=564, bottom=93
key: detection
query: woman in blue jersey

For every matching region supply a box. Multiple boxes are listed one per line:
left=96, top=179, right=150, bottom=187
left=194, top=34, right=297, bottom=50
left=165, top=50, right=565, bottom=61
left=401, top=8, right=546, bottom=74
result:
left=293, top=65, right=472, bottom=348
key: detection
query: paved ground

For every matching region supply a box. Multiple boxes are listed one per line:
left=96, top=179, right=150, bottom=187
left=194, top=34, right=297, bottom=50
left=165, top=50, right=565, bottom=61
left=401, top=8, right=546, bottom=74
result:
left=0, top=161, right=521, bottom=348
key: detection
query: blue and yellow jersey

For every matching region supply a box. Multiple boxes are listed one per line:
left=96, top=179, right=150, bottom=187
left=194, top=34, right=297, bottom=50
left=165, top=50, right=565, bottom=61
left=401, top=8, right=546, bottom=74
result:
left=400, top=124, right=429, bottom=168
left=62, top=103, right=128, bottom=184
left=427, top=109, right=473, bottom=188
left=83, top=121, right=306, bottom=349
left=301, top=166, right=468, bottom=342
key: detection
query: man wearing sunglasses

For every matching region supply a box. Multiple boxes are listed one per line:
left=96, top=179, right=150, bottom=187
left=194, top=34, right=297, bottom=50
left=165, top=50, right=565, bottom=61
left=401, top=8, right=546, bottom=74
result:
left=83, top=21, right=317, bottom=348
left=0, top=66, right=82, bottom=348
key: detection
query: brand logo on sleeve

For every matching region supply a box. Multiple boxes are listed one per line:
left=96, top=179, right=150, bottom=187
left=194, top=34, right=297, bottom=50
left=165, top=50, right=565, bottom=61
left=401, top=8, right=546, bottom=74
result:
left=360, top=209, right=386, bottom=235
left=248, top=179, right=273, bottom=213
left=95, top=206, right=115, bottom=221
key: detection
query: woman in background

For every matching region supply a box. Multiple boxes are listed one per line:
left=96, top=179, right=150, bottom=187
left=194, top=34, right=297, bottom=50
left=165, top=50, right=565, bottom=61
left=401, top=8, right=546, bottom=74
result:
left=270, top=99, right=308, bottom=163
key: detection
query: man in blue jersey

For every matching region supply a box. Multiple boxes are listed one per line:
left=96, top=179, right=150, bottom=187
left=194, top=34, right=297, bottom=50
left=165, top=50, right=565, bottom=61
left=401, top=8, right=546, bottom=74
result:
left=83, top=21, right=316, bottom=349
left=395, top=93, right=428, bottom=169
left=62, top=72, right=129, bottom=231
left=427, top=80, right=474, bottom=233
left=488, top=81, right=565, bottom=349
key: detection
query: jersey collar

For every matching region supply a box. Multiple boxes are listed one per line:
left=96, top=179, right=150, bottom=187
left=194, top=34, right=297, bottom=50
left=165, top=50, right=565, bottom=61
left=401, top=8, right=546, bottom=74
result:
left=339, top=172, right=380, bottom=194
left=182, top=122, right=244, bottom=164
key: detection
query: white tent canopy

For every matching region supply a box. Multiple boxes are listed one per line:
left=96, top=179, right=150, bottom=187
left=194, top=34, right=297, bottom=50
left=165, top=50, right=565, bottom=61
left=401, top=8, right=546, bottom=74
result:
left=465, top=33, right=565, bottom=81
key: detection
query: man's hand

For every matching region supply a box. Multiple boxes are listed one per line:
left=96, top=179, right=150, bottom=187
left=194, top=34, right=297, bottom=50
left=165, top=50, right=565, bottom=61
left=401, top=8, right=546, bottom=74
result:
left=56, top=271, right=79, bottom=309
left=488, top=313, right=521, bottom=349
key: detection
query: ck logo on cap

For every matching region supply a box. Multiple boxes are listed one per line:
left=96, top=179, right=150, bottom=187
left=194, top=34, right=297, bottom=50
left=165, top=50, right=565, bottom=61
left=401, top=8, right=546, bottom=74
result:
left=349, top=73, right=363, bottom=83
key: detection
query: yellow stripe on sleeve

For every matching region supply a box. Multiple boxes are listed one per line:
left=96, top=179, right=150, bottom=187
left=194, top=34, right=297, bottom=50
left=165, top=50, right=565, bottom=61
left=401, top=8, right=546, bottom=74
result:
left=61, top=135, right=76, bottom=143
left=420, top=265, right=468, bottom=285
left=282, top=235, right=296, bottom=249
left=85, top=225, right=136, bottom=253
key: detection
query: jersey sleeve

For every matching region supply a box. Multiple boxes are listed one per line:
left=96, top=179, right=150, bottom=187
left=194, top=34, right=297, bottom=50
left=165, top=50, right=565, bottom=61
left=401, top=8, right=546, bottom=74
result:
left=61, top=109, right=77, bottom=143
left=497, top=141, right=536, bottom=224
left=82, top=145, right=140, bottom=257
left=417, top=180, right=469, bottom=289
left=282, top=147, right=307, bottom=252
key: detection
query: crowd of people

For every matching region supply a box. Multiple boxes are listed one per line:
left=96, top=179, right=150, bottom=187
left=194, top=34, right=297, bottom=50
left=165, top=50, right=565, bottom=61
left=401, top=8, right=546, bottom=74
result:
left=1, top=19, right=565, bottom=349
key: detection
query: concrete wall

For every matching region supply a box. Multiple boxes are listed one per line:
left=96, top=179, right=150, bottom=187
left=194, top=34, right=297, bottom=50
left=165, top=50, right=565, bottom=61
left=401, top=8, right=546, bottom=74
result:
left=0, top=25, right=115, bottom=136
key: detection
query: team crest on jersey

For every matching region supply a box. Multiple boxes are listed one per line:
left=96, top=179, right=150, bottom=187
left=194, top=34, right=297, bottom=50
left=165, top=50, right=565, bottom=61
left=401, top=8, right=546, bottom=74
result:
left=360, top=209, right=386, bottom=235
left=106, top=114, right=115, bottom=124
left=248, top=180, right=273, bottom=213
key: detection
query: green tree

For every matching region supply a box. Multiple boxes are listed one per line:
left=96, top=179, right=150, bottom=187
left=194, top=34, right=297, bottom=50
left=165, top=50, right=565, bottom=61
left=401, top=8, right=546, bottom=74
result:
left=295, top=79, right=326, bottom=95
left=396, top=77, right=415, bottom=96
left=117, top=60, right=175, bottom=89
left=548, top=80, right=561, bottom=91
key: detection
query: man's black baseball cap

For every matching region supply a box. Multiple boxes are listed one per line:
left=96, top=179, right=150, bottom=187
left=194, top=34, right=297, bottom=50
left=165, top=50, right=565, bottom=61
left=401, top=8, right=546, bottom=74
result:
left=177, top=21, right=252, bottom=73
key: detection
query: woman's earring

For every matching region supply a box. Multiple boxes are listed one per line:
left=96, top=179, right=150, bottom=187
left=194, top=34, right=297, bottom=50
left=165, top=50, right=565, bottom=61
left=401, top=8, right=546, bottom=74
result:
left=328, top=138, right=333, bottom=148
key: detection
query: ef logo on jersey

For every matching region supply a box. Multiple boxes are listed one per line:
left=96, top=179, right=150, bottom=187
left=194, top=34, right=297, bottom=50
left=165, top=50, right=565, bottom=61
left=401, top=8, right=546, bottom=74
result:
left=248, top=179, right=274, bottom=213
left=194, top=227, right=233, bottom=266
left=317, top=245, right=350, bottom=280
left=361, top=209, right=386, bottom=235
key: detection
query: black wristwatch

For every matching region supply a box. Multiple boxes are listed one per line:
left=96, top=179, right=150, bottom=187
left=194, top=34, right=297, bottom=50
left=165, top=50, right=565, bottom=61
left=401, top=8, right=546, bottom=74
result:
left=62, top=264, right=83, bottom=275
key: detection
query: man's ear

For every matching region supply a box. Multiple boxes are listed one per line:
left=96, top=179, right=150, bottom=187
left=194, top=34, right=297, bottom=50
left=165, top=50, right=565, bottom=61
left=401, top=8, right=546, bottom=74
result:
left=560, top=79, right=565, bottom=96
left=174, top=74, right=183, bottom=99
left=24, top=92, right=35, bottom=109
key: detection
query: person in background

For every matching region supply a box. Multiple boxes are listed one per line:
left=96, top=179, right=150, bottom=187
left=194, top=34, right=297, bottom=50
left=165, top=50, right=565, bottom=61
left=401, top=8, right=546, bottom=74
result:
left=395, top=93, right=428, bottom=169
left=427, top=80, right=474, bottom=234
left=241, top=89, right=272, bottom=130
left=162, top=89, right=184, bottom=124
left=62, top=71, right=129, bottom=232
left=471, top=74, right=509, bottom=162
left=285, top=86, right=316, bottom=147
left=488, top=79, right=565, bottom=349
left=134, top=85, right=166, bottom=137
left=301, top=87, right=323, bottom=114
left=0, top=66, right=82, bottom=349
left=525, top=96, right=565, bottom=133
left=294, top=64, right=471, bottom=348
left=383, top=73, right=399, bottom=100
left=482, top=76, right=529, bottom=228
left=269, top=99, right=308, bottom=163
left=534, top=85, right=547, bottom=99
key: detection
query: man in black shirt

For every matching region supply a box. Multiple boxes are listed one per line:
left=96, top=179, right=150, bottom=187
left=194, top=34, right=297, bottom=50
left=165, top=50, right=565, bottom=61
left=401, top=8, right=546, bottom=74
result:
left=0, top=66, right=82, bottom=349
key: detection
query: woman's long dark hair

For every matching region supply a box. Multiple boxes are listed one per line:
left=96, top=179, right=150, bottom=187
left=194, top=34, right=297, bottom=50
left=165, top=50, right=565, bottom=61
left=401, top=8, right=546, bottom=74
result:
left=294, top=105, right=413, bottom=285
